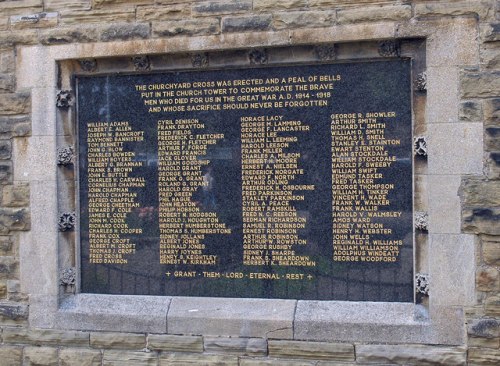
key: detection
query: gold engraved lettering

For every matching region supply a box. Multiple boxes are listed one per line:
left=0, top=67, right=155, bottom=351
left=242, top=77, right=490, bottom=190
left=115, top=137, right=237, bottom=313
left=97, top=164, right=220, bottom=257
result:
left=241, top=115, right=316, bottom=268
left=331, top=112, right=402, bottom=263
left=157, top=118, right=231, bottom=265
left=87, top=121, right=144, bottom=264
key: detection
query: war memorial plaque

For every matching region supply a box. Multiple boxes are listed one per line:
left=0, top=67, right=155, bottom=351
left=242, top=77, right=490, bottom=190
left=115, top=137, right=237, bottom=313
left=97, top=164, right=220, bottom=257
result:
left=77, top=60, right=413, bottom=302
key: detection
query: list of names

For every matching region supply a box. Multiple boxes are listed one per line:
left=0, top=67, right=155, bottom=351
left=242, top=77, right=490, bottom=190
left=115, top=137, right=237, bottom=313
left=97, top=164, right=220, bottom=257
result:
left=241, top=115, right=316, bottom=267
left=331, top=112, right=403, bottom=263
left=87, top=121, right=144, bottom=264
left=157, top=118, right=231, bottom=265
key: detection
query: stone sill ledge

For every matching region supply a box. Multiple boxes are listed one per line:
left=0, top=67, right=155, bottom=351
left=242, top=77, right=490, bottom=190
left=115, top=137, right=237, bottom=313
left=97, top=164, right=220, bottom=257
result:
left=49, top=294, right=465, bottom=345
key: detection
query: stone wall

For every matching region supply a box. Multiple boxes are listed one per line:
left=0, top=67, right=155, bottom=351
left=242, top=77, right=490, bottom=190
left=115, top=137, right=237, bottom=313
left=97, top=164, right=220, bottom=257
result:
left=461, top=15, right=500, bottom=362
left=0, top=0, right=499, bottom=365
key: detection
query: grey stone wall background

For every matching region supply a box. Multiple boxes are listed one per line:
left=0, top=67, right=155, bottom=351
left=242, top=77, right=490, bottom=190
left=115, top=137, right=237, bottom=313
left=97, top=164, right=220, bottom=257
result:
left=0, top=0, right=499, bottom=365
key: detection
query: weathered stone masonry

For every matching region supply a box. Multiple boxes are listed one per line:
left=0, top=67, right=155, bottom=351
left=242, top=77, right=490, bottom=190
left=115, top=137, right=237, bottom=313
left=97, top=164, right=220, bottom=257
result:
left=0, top=0, right=499, bottom=365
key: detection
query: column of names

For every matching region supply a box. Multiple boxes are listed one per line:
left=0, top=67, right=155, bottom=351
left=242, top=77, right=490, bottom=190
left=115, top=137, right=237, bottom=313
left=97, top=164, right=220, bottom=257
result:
left=157, top=118, right=231, bottom=265
left=331, top=112, right=403, bottom=263
left=241, top=115, right=316, bottom=267
left=87, top=121, right=144, bottom=264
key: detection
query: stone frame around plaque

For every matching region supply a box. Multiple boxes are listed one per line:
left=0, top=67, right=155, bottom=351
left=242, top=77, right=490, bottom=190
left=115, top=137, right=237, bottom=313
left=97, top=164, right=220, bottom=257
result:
left=15, top=17, right=480, bottom=345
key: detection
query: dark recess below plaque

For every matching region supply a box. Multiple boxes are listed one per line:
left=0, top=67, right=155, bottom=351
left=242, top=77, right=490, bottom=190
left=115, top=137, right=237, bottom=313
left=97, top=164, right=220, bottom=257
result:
left=77, top=60, right=413, bottom=302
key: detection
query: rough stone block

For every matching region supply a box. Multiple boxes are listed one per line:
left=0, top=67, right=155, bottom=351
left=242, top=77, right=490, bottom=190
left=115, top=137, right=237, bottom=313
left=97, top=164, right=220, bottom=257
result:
left=487, top=153, right=500, bottom=179
left=483, top=241, right=500, bottom=266
left=461, top=177, right=500, bottom=207
left=468, top=335, right=500, bottom=349
left=103, top=350, right=157, bottom=366
left=481, top=22, right=500, bottom=42
left=59, top=348, right=102, bottom=366
left=0, top=74, right=15, bottom=92
left=193, top=0, right=253, bottom=15
left=273, top=10, right=336, bottom=30
left=476, top=267, right=499, bottom=292
left=0, top=0, right=43, bottom=9
left=7, top=279, right=20, bottom=293
left=147, top=334, right=203, bottom=352
left=168, top=297, right=295, bottom=339
left=0, top=139, right=11, bottom=159
left=44, top=0, right=91, bottom=12
left=356, top=344, right=467, bottom=365
left=10, top=12, right=58, bottom=29
left=0, top=281, right=7, bottom=298
left=338, top=5, right=411, bottom=24
left=0, top=236, right=13, bottom=255
left=481, top=42, right=500, bottom=69
left=309, top=0, right=381, bottom=6
left=0, top=256, right=18, bottom=279
left=240, top=359, right=316, bottom=366
left=0, top=161, right=12, bottom=183
left=0, top=50, right=15, bottom=73
left=459, top=100, right=483, bottom=122
left=2, top=279, right=17, bottom=296
left=222, top=15, right=272, bottom=33
left=466, top=305, right=486, bottom=318
left=461, top=71, right=500, bottom=98
left=154, top=0, right=193, bottom=3
left=39, top=25, right=99, bottom=44
left=0, top=116, right=31, bottom=137
left=153, top=18, right=220, bottom=37
left=484, top=98, right=500, bottom=125
left=468, top=318, right=500, bottom=338
left=2, top=183, right=30, bottom=207
left=204, top=337, right=267, bottom=356
left=59, top=9, right=135, bottom=25
left=254, top=0, right=307, bottom=11
left=463, top=208, right=500, bottom=236
left=0, top=208, right=30, bottom=233
left=159, top=353, right=238, bottom=365
left=8, top=291, right=28, bottom=302
left=136, top=4, right=190, bottom=21
left=485, top=294, right=500, bottom=317
left=0, top=0, right=43, bottom=15
left=90, top=331, right=146, bottom=349
left=0, top=346, right=22, bottom=366
left=100, top=23, right=150, bottom=42
left=0, top=92, right=31, bottom=115
left=415, top=0, right=495, bottom=20
left=0, top=302, right=28, bottom=325
left=485, top=126, right=500, bottom=150
left=0, top=29, right=39, bottom=48
left=468, top=347, right=500, bottom=365
left=23, top=346, right=58, bottom=366
left=93, top=0, right=154, bottom=8
left=291, top=21, right=395, bottom=47
left=268, top=340, right=354, bottom=361
left=2, top=328, right=89, bottom=346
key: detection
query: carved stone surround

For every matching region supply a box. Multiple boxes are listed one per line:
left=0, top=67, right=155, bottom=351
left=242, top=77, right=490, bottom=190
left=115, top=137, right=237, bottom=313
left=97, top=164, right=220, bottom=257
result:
left=15, top=17, right=482, bottom=346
